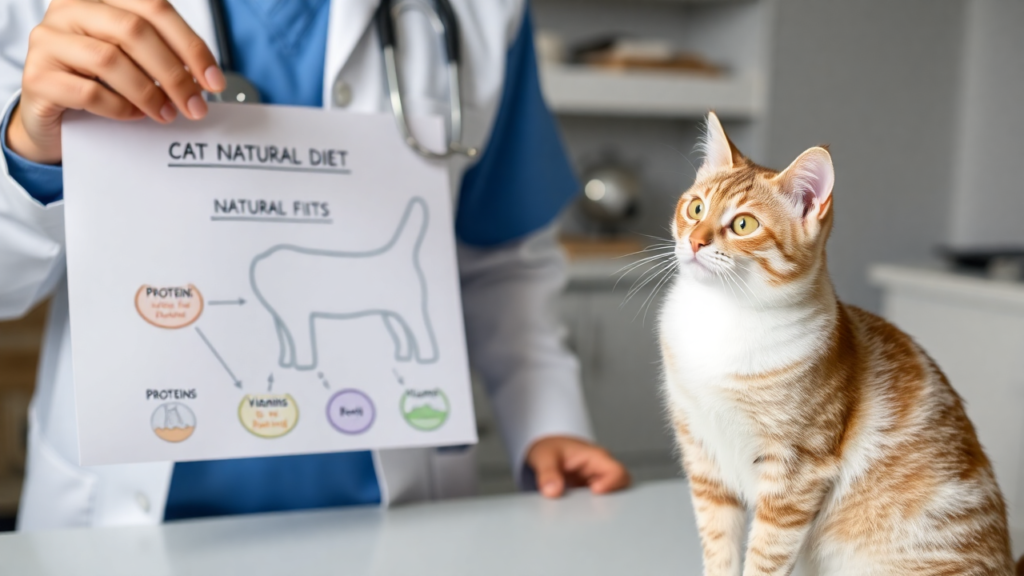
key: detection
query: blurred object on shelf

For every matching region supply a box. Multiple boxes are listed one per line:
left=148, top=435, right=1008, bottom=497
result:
left=988, top=257, right=1024, bottom=282
left=571, top=36, right=722, bottom=75
left=560, top=236, right=644, bottom=261
left=578, top=157, right=641, bottom=234
left=534, top=29, right=567, bottom=65
left=938, top=246, right=1024, bottom=281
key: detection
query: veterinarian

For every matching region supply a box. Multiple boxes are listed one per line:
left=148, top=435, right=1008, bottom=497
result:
left=0, top=0, right=630, bottom=530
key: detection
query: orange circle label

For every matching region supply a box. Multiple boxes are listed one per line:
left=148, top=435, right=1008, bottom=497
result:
left=135, top=284, right=204, bottom=329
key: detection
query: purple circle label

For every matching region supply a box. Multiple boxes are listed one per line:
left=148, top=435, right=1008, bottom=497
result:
left=326, top=389, right=375, bottom=434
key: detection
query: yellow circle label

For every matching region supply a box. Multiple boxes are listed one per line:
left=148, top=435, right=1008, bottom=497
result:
left=238, top=394, right=299, bottom=438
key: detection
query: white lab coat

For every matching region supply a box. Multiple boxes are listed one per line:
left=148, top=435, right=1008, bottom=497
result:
left=0, top=0, right=593, bottom=531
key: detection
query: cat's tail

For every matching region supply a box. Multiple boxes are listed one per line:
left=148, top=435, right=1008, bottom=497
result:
left=387, top=197, right=428, bottom=262
left=1017, top=553, right=1024, bottom=576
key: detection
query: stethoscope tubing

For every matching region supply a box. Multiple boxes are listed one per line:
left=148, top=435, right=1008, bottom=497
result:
left=377, top=0, right=476, bottom=159
left=205, top=0, right=476, bottom=159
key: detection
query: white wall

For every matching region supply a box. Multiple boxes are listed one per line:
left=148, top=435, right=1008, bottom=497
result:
left=765, top=0, right=965, bottom=311
left=948, top=0, right=1024, bottom=249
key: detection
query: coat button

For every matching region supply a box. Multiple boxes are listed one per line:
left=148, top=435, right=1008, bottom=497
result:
left=333, top=78, right=352, bottom=108
left=135, top=492, right=151, bottom=513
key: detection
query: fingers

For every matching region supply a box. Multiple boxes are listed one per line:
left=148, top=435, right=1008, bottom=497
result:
left=43, top=0, right=217, bottom=120
left=31, top=69, right=145, bottom=121
left=30, top=27, right=174, bottom=123
left=14, top=0, right=222, bottom=163
left=582, top=455, right=632, bottom=495
left=527, top=443, right=566, bottom=498
left=561, top=444, right=632, bottom=495
left=528, top=437, right=632, bottom=498
left=101, top=0, right=223, bottom=93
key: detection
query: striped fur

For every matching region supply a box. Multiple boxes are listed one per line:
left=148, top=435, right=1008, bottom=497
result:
left=659, top=113, right=1013, bottom=575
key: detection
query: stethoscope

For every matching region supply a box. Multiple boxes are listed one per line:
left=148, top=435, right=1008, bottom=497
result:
left=207, top=0, right=477, bottom=160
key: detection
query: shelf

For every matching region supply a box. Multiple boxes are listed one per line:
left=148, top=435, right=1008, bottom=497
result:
left=539, top=64, right=760, bottom=119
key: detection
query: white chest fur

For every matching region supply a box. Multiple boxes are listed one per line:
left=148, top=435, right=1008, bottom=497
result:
left=659, top=278, right=832, bottom=503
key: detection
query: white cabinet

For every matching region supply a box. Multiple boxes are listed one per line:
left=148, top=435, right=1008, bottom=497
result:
left=871, top=264, right=1024, bottom=556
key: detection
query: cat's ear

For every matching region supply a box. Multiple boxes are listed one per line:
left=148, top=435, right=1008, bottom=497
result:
left=776, top=146, right=835, bottom=220
left=696, top=112, right=743, bottom=176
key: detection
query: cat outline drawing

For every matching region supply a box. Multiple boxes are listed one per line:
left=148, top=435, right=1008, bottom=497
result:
left=659, top=112, right=1014, bottom=575
left=250, top=196, right=438, bottom=371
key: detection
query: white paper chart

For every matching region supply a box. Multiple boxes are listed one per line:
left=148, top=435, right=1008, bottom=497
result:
left=62, top=104, right=476, bottom=466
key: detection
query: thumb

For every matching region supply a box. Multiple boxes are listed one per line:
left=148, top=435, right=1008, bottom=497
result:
left=529, top=444, right=565, bottom=498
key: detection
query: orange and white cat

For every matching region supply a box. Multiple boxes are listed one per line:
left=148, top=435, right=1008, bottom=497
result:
left=659, top=113, right=1014, bottom=575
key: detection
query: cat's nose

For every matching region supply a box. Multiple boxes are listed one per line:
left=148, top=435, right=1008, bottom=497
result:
left=690, top=233, right=712, bottom=254
left=689, top=224, right=713, bottom=254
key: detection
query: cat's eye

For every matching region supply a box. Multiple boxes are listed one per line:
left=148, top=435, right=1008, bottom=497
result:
left=686, top=199, right=705, bottom=220
left=731, top=215, right=760, bottom=236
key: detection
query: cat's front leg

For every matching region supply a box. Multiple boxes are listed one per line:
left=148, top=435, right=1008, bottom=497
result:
left=742, top=457, right=830, bottom=576
left=676, top=419, right=745, bottom=576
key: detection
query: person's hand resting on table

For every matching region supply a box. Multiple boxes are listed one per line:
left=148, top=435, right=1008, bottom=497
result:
left=526, top=436, right=631, bottom=498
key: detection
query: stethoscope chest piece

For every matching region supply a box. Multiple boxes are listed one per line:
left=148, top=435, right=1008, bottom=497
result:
left=207, top=71, right=261, bottom=104
left=205, top=0, right=260, bottom=104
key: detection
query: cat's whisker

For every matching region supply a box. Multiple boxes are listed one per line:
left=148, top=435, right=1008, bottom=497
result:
left=624, top=265, right=671, bottom=305
left=615, top=253, right=676, bottom=291
left=615, top=244, right=675, bottom=260
left=614, top=250, right=673, bottom=273
left=613, top=253, right=673, bottom=276
left=614, top=260, right=675, bottom=295
left=641, top=260, right=678, bottom=326
left=623, top=259, right=676, bottom=308
left=621, top=261, right=668, bottom=303
left=718, top=262, right=755, bottom=308
left=662, top=143, right=699, bottom=178
left=729, top=262, right=765, bottom=312
left=631, top=232, right=674, bottom=244
left=632, top=259, right=677, bottom=321
left=723, top=266, right=759, bottom=311
left=716, top=265, right=741, bottom=303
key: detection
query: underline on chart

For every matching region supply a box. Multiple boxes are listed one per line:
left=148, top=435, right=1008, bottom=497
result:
left=210, top=216, right=334, bottom=224
left=168, top=163, right=350, bottom=175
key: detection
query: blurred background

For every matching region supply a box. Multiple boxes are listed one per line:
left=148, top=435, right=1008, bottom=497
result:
left=2, top=0, right=1022, bottom=539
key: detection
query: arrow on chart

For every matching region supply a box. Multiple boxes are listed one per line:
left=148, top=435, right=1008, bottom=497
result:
left=208, top=297, right=246, bottom=306
left=195, top=327, right=242, bottom=388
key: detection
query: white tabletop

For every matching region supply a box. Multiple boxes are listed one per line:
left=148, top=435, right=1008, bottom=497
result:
left=0, top=480, right=703, bottom=576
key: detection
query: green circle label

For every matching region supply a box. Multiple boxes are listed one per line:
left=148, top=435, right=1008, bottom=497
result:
left=400, top=389, right=449, bottom=431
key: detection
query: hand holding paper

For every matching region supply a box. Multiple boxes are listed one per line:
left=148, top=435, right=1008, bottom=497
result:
left=9, top=0, right=225, bottom=164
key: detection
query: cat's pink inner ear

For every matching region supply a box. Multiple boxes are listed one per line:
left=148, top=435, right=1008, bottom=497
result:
left=697, top=112, right=734, bottom=175
left=779, top=147, right=835, bottom=220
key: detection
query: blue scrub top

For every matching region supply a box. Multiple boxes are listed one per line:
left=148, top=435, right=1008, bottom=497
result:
left=1, top=0, right=579, bottom=520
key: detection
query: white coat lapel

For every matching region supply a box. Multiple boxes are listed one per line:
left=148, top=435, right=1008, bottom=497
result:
left=323, top=0, right=380, bottom=106
left=168, top=0, right=220, bottom=63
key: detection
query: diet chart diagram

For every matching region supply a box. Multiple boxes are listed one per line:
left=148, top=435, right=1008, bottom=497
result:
left=62, top=105, right=476, bottom=465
